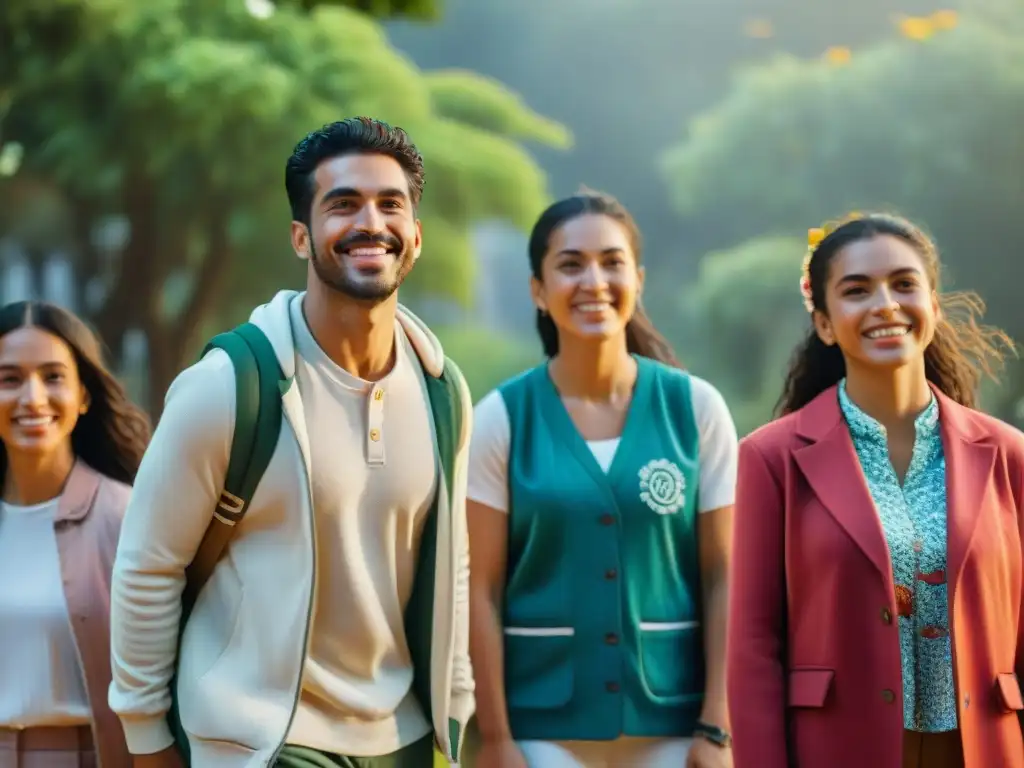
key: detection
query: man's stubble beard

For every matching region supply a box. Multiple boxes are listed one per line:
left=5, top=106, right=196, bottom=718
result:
left=309, top=240, right=414, bottom=303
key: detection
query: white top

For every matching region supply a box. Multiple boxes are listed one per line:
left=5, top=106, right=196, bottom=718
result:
left=285, top=295, right=435, bottom=756
left=0, top=498, right=91, bottom=727
left=468, top=372, right=738, bottom=512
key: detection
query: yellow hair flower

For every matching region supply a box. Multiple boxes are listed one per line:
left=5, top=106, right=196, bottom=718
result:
left=807, top=227, right=826, bottom=248
left=823, top=46, right=852, bottom=66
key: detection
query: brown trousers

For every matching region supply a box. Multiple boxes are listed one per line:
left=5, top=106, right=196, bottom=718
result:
left=0, top=726, right=96, bottom=768
left=902, top=729, right=964, bottom=768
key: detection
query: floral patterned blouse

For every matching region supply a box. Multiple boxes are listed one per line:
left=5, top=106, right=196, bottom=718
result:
left=838, top=380, right=956, bottom=732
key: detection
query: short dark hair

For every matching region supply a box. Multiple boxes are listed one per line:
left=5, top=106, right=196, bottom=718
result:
left=0, top=301, right=151, bottom=484
left=776, top=213, right=1014, bottom=415
left=284, top=117, right=425, bottom=225
left=527, top=189, right=682, bottom=368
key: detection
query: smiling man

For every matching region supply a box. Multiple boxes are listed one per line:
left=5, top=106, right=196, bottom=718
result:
left=108, top=118, right=474, bottom=768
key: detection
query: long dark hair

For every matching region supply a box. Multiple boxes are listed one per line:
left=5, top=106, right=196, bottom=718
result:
left=0, top=301, right=151, bottom=484
left=776, top=213, right=1013, bottom=415
left=527, top=190, right=681, bottom=367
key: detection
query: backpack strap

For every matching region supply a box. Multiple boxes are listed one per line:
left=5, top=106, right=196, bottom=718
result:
left=181, top=322, right=284, bottom=616
left=431, top=357, right=468, bottom=762
left=405, top=356, right=467, bottom=763
left=432, top=357, right=466, bottom=493
left=170, top=323, right=283, bottom=765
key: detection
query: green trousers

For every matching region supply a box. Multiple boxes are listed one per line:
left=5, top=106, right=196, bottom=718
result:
left=274, top=735, right=434, bottom=767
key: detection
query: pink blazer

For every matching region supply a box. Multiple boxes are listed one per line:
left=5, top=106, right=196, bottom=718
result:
left=727, top=385, right=1024, bottom=768
left=55, top=461, right=133, bottom=767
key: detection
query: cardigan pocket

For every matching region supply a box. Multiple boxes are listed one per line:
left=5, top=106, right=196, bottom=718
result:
left=787, top=668, right=835, bottom=708
left=636, top=620, right=705, bottom=705
left=503, top=627, right=575, bottom=710
left=996, top=672, right=1024, bottom=712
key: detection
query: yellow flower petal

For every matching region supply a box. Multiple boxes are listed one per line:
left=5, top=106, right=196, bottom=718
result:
left=898, top=16, right=934, bottom=41
left=931, top=10, right=958, bottom=30
left=824, top=46, right=852, bottom=65
left=808, top=228, right=826, bottom=247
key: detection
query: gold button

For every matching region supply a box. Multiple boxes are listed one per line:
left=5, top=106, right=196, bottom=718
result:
left=881, top=607, right=892, bottom=624
left=369, top=428, right=380, bottom=442
left=882, top=689, right=896, bottom=704
left=373, top=389, right=384, bottom=401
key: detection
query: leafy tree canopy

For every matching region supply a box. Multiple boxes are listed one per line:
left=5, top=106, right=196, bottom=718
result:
left=0, top=0, right=569, bottom=411
left=663, top=19, right=1024, bottom=331
left=434, top=325, right=542, bottom=402
left=676, top=236, right=808, bottom=434
left=663, top=15, right=1024, bottom=426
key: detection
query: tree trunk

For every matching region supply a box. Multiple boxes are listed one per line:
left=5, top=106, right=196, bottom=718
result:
left=94, top=173, right=163, bottom=374
left=144, top=322, right=182, bottom=422
left=142, top=200, right=234, bottom=421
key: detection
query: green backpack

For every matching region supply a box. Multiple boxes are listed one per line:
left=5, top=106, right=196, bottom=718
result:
left=167, top=322, right=285, bottom=764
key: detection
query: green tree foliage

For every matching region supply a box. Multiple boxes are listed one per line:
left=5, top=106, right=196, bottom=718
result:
left=434, top=325, right=541, bottom=402
left=279, top=0, right=440, bottom=20
left=677, top=236, right=808, bottom=435
left=389, top=0, right=961, bottom=279
left=0, top=0, right=568, bottom=413
left=663, top=17, right=1024, bottom=426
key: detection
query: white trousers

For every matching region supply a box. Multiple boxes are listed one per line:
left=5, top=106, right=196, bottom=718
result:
left=518, top=737, right=692, bottom=767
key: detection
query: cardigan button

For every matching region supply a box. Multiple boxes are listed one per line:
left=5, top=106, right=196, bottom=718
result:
left=604, top=569, right=618, bottom=580
left=882, top=689, right=896, bottom=704
left=599, top=514, right=615, bottom=526
left=881, top=607, right=892, bottom=624
left=605, top=633, right=619, bottom=645
left=606, top=682, right=620, bottom=693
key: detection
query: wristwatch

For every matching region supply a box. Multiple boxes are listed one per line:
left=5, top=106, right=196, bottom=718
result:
left=693, top=720, right=732, bottom=748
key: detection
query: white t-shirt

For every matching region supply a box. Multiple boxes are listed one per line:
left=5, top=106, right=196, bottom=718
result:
left=468, top=373, right=738, bottom=513
left=0, top=498, right=92, bottom=727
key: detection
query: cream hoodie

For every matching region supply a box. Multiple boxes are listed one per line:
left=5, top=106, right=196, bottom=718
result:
left=108, top=291, right=474, bottom=766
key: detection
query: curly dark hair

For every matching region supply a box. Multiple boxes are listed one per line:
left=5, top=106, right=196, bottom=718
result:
left=527, top=189, right=682, bottom=367
left=776, top=213, right=1014, bottom=416
left=0, top=301, right=151, bottom=484
left=285, top=116, right=425, bottom=225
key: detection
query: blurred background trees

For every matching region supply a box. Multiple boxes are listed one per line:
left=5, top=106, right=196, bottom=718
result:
left=387, top=0, right=1024, bottom=433
left=3, top=0, right=1022, bottom=434
left=660, top=6, right=1024, bottom=431
left=0, top=0, right=567, bottom=413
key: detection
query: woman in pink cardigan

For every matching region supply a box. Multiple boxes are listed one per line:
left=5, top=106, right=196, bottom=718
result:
left=0, top=301, right=150, bottom=768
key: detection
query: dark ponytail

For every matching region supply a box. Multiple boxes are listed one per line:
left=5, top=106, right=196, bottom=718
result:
left=528, top=190, right=681, bottom=368
left=776, top=213, right=1013, bottom=415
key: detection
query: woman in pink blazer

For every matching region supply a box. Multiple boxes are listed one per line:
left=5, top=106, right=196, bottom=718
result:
left=727, top=213, right=1023, bottom=768
left=0, top=301, right=150, bottom=767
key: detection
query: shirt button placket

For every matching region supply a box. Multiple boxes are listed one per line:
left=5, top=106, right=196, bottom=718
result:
left=367, top=387, right=385, bottom=465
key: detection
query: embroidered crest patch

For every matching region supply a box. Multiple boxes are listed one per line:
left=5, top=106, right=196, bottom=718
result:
left=638, top=458, right=686, bottom=515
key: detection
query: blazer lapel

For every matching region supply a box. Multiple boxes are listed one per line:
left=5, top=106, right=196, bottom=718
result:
left=792, top=387, right=893, bottom=582
left=55, top=460, right=101, bottom=524
left=938, top=391, right=996, bottom=601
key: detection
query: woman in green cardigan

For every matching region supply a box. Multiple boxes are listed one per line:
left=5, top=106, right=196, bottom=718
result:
left=466, top=191, right=737, bottom=768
